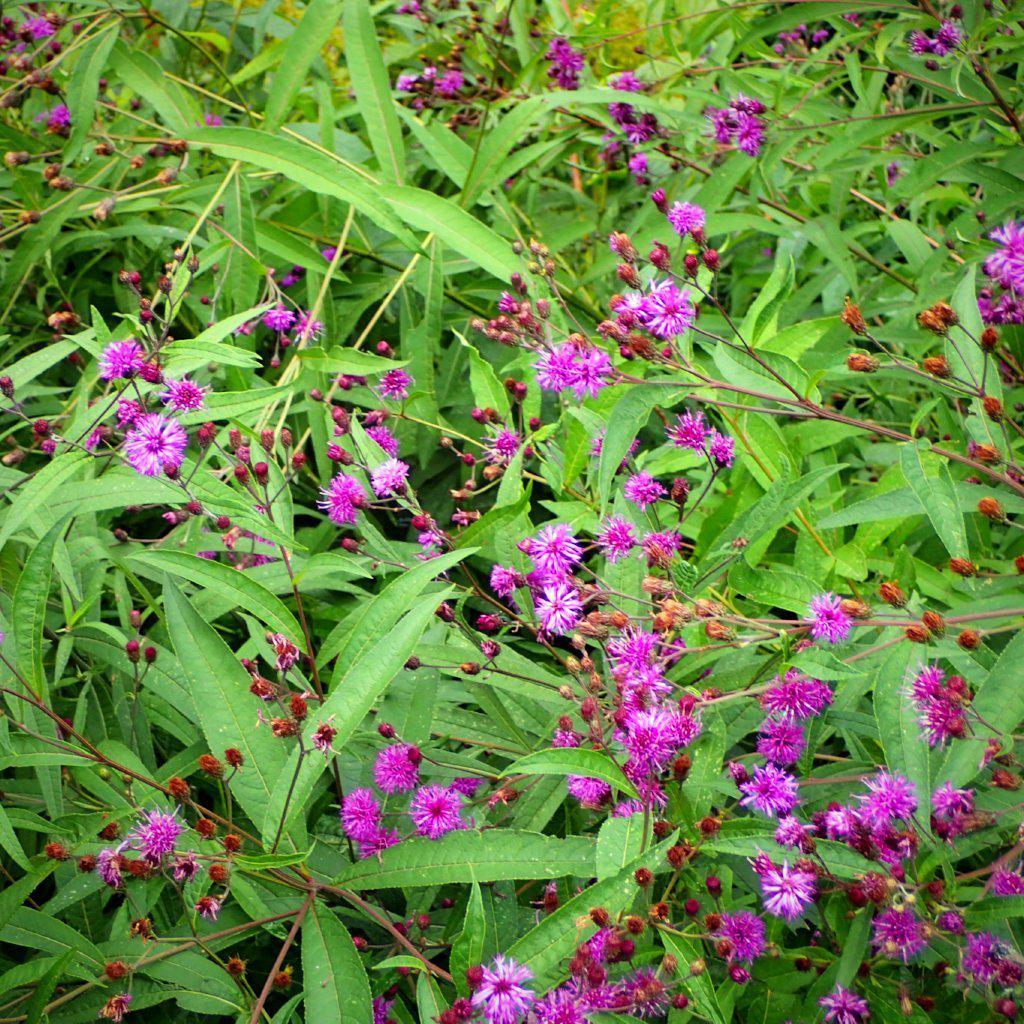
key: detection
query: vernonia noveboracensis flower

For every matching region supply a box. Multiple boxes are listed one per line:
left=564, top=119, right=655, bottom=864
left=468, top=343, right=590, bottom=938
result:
left=2, top=3, right=1023, bottom=1021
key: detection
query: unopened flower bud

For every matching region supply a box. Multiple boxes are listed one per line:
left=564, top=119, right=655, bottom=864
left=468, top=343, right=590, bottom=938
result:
left=949, top=557, right=976, bottom=577
left=879, top=581, right=906, bottom=607
left=840, top=298, right=868, bottom=335
left=978, top=497, right=1003, bottom=520
left=847, top=352, right=878, bottom=372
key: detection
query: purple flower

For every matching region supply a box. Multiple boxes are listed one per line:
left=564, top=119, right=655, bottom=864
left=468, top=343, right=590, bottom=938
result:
left=472, top=956, right=535, bottom=1024
left=984, top=221, right=1024, bottom=293
left=735, top=112, right=764, bottom=155
left=566, top=775, right=612, bottom=807
left=623, top=966, right=668, bottom=1017
left=624, top=471, right=665, bottom=509
left=262, top=305, right=296, bottom=332
left=340, top=788, right=382, bottom=842
left=739, top=764, right=799, bottom=817
left=963, top=931, right=1005, bottom=982
left=808, top=593, right=852, bottom=644
left=820, top=986, right=870, bottom=1024
left=756, top=857, right=816, bottom=920
left=611, top=70, right=645, bottom=92
left=597, top=516, right=637, bottom=562
left=532, top=987, right=587, bottom=1024
left=640, top=281, right=695, bottom=338
left=757, top=718, right=805, bottom=765
left=619, top=706, right=701, bottom=778
left=761, top=670, right=832, bottom=720
left=99, top=993, right=132, bottom=1022
left=489, top=564, right=522, bottom=598
left=172, top=853, right=198, bottom=882
left=100, top=339, right=145, bottom=380
left=434, top=69, right=464, bottom=97
left=667, top=410, right=708, bottom=452
left=96, top=848, right=122, bottom=888
left=378, top=368, right=413, bottom=400
left=160, top=377, right=209, bottom=411
left=856, top=771, right=917, bottom=827
left=872, top=907, right=927, bottom=961
left=452, top=777, right=485, bottom=797
left=372, top=996, right=394, bottom=1024
left=992, top=870, right=1024, bottom=896
left=294, top=311, right=324, bottom=338
left=938, top=910, right=964, bottom=934
left=23, top=16, right=57, bottom=38
left=708, top=430, right=735, bottom=466
left=123, top=414, right=187, bottom=477
left=357, top=827, right=399, bottom=859
left=409, top=784, right=464, bottom=839
left=935, top=18, right=963, bottom=52
left=370, top=458, right=410, bottom=497
left=774, top=815, right=808, bottom=848
left=535, top=581, right=583, bottom=636
left=667, top=202, right=706, bottom=238
left=318, top=473, right=367, bottom=525
left=569, top=348, right=612, bottom=399
left=718, top=911, right=766, bottom=963
left=485, top=429, right=521, bottom=465
left=117, top=399, right=143, bottom=427
left=43, top=104, right=71, bottom=133
left=196, top=895, right=222, bottom=920
left=535, top=344, right=578, bottom=392
left=374, top=744, right=421, bottom=793
left=365, top=424, right=399, bottom=457
left=546, top=38, right=585, bottom=91
left=127, top=808, right=182, bottom=862
left=523, top=524, right=583, bottom=578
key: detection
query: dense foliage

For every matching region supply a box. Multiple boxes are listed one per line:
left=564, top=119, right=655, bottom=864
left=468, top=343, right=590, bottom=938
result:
left=1, top=1, right=1024, bottom=1023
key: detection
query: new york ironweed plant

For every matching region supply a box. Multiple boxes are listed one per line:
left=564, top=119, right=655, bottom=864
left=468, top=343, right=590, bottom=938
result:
left=0, top=0, right=1023, bottom=1022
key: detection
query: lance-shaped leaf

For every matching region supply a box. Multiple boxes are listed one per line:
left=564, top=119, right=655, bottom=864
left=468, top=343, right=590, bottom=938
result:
left=335, top=830, right=597, bottom=889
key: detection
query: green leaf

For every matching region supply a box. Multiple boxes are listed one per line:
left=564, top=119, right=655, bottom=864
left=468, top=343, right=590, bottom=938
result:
left=595, top=816, right=645, bottom=880
left=343, top=0, right=405, bottom=183
left=461, top=334, right=511, bottom=419
left=185, top=127, right=415, bottom=247
left=416, top=973, right=448, bottom=1022
left=23, top=950, right=73, bottom=1024
left=597, top=385, right=676, bottom=505
left=261, top=556, right=466, bottom=845
left=132, top=549, right=303, bottom=642
left=65, top=26, right=120, bottom=162
left=264, top=0, right=344, bottom=131
left=301, top=906, right=373, bottom=1022
left=0, top=452, right=87, bottom=548
left=505, top=748, right=638, bottom=800
left=164, top=579, right=292, bottom=845
left=0, top=864, right=57, bottom=936
left=12, top=518, right=66, bottom=700
left=384, top=186, right=520, bottom=280
left=660, top=930, right=727, bottom=1024
left=899, top=442, right=968, bottom=558
left=334, top=830, right=597, bottom=889
left=0, top=804, right=29, bottom=871
left=450, top=883, right=487, bottom=995
left=873, top=643, right=930, bottom=821
left=234, top=848, right=313, bottom=870
left=111, top=41, right=198, bottom=132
